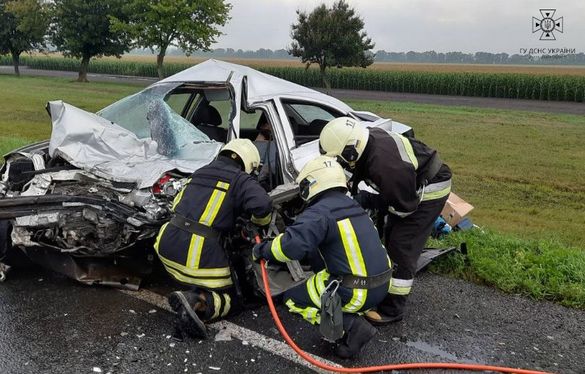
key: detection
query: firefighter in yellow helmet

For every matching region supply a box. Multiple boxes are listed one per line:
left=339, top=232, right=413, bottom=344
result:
left=155, top=138, right=272, bottom=339
left=319, top=117, right=452, bottom=325
left=253, top=156, right=392, bottom=359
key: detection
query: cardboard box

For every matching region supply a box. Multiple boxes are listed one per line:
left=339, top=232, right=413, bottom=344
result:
left=440, top=193, right=474, bottom=227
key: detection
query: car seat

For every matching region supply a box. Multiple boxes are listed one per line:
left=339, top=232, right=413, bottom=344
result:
left=192, top=102, right=227, bottom=142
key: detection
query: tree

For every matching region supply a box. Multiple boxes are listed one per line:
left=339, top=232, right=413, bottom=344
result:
left=289, top=0, right=374, bottom=90
left=0, top=0, right=49, bottom=76
left=50, top=0, right=131, bottom=82
left=111, top=0, right=231, bottom=79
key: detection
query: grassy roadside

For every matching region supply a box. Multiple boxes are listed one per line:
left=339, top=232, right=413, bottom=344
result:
left=346, top=99, right=585, bottom=247
left=1, top=75, right=584, bottom=308
left=428, top=230, right=585, bottom=308
left=0, top=75, right=142, bottom=154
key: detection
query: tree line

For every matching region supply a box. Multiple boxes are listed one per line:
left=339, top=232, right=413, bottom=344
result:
left=159, top=48, right=585, bottom=66
left=3, top=0, right=581, bottom=90
left=1, top=0, right=376, bottom=89
left=0, top=0, right=231, bottom=81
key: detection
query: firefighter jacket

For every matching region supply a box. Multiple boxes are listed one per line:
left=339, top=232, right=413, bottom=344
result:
left=155, top=156, right=272, bottom=289
left=257, top=189, right=391, bottom=282
left=353, top=127, right=452, bottom=217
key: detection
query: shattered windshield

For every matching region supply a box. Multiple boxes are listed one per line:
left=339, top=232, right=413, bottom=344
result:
left=98, top=83, right=213, bottom=158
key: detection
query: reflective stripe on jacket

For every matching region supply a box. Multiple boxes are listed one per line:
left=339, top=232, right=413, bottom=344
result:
left=355, top=128, right=452, bottom=217
left=155, top=156, right=272, bottom=288
left=258, top=190, right=391, bottom=283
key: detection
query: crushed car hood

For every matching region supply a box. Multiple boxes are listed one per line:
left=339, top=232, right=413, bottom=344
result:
left=48, top=100, right=222, bottom=189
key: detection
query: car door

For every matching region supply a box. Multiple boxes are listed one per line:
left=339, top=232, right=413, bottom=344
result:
left=275, top=98, right=348, bottom=174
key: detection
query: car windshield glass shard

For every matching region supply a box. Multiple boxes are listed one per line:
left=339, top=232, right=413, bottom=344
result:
left=98, top=83, right=210, bottom=146
left=147, top=99, right=211, bottom=158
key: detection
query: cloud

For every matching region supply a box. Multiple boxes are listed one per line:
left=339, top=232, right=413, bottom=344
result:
left=215, top=0, right=585, bottom=54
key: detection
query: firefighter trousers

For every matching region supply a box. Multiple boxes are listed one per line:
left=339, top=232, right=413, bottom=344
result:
left=379, top=194, right=449, bottom=317
left=283, top=269, right=388, bottom=331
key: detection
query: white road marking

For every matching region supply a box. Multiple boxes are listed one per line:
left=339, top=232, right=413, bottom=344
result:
left=119, top=289, right=342, bottom=373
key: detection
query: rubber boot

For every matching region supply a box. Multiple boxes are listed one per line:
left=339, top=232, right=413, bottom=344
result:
left=334, top=315, right=377, bottom=359
left=365, top=294, right=405, bottom=325
left=168, top=290, right=208, bottom=339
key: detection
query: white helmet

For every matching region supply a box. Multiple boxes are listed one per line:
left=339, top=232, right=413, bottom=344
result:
left=295, top=156, right=347, bottom=201
left=319, top=117, right=369, bottom=169
left=220, top=139, right=261, bottom=174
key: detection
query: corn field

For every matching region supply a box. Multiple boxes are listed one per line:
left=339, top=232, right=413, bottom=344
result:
left=2, top=56, right=584, bottom=102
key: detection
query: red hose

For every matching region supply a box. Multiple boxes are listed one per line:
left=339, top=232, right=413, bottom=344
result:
left=258, top=257, right=551, bottom=374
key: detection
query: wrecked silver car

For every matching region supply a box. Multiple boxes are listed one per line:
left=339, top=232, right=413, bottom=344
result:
left=0, top=59, right=413, bottom=288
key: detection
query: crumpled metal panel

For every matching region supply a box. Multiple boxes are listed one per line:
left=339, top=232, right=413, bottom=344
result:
left=47, top=100, right=222, bottom=189
left=14, top=213, right=60, bottom=227
left=159, top=59, right=353, bottom=112
left=21, top=173, right=52, bottom=196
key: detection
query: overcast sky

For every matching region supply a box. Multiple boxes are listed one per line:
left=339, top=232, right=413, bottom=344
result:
left=214, top=0, right=585, bottom=54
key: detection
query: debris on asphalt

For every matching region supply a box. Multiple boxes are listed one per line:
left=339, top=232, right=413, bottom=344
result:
left=148, top=309, right=157, bottom=314
left=120, top=332, right=128, bottom=337
left=209, top=367, right=221, bottom=371
left=129, top=309, right=136, bottom=314
left=214, top=329, right=232, bottom=342
left=242, top=340, right=249, bottom=345
left=169, top=342, right=176, bottom=348
left=136, top=334, right=145, bottom=338
left=92, top=368, right=102, bottom=373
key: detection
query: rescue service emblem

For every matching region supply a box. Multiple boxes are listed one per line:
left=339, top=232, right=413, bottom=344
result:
left=532, top=9, right=563, bottom=40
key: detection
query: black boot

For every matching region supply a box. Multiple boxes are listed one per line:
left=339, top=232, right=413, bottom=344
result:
left=168, top=291, right=208, bottom=339
left=334, top=315, right=377, bottom=359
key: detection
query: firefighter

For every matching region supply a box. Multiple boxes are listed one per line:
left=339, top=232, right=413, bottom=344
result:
left=155, top=138, right=272, bottom=339
left=253, top=156, right=393, bottom=359
left=319, top=117, right=452, bottom=325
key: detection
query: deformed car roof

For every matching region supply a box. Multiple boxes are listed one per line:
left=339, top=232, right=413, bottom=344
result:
left=159, top=59, right=353, bottom=111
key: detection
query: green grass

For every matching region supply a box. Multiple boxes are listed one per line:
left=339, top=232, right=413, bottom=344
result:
left=346, top=100, right=585, bottom=248
left=0, top=75, right=142, bottom=155
left=428, top=230, right=585, bottom=308
left=1, top=75, right=584, bottom=307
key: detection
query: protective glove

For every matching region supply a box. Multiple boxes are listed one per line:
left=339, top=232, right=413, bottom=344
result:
left=252, top=243, right=266, bottom=263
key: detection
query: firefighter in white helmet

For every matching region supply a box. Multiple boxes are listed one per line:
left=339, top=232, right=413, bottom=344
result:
left=319, top=117, right=452, bottom=325
left=253, top=156, right=392, bottom=359
left=155, top=138, right=272, bottom=339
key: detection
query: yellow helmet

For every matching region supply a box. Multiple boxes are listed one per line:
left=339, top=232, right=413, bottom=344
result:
left=295, top=156, right=347, bottom=201
left=319, top=117, right=369, bottom=169
left=220, top=138, right=261, bottom=174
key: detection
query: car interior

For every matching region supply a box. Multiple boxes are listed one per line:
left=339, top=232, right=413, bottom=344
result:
left=164, top=86, right=283, bottom=191
left=281, top=100, right=344, bottom=146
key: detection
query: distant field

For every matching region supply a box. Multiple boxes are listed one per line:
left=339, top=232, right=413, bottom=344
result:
left=117, top=55, right=585, bottom=75
left=4, top=55, right=582, bottom=102
left=27, top=53, right=585, bottom=76
left=1, top=75, right=584, bottom=307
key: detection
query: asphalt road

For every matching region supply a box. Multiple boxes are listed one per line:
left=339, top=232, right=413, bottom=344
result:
left=1, top=66, right=584, bottom=115
left=1, top=263, right=583, bottom=374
